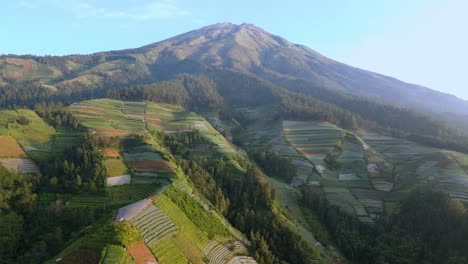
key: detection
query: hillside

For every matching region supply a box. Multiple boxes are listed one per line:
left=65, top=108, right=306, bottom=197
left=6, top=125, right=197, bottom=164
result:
left=2, top=23, right=468, bottom=116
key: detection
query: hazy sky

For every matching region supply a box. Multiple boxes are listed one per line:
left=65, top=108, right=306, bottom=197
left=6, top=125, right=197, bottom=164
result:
left=2, top=0, right=467, bottom=100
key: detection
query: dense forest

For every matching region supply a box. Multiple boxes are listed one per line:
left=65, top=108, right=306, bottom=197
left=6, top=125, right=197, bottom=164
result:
left=0, top=163, right=108, bottom=263
left=300, top=186, right=468, bottom=264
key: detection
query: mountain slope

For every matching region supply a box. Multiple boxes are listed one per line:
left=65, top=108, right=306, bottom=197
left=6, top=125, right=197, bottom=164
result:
left=130, top=22, right=468, bottom=115
left=1, top=22, right=467, bottom=116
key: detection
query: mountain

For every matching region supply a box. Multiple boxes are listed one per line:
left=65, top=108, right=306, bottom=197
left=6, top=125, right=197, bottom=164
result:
left=1, top=22, right=467, bottom=116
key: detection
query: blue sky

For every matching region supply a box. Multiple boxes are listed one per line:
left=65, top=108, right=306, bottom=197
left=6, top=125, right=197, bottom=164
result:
left=2, top=0, right=467, bottom=100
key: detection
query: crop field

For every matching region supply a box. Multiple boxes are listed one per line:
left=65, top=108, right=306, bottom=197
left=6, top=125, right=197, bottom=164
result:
left=322, top=187, right=371, bottom=222
left=171, top=233, right=206, bottom=264
left=101, top=245, right=134, bottom=264
left=127, top=242, right=156, bottom=264
left=105, top=158, right=128, bottom=177
left=131, top=205, right=177, bottom=247
left=123, top=151, right=164, bottom=160
left=268, top=177, right=320, bottom=245
left=150, top=236, right=189, bottom=264
left=0, top=136, right=26, bottom=157
left=0, top=58, right=62, bottom=81
left=336, top=133, right=365, bottom=163
left=108, top=184, right=162, bottom=204
left=107, top=174, right=131, bottom=186
left=0, top=109, right=55, bottom=150
left=0, top=158, right=39, bottom=173
left=153, top=194, right=209, bottom=249
left=203, top=241, right=256, bottom=264
left=283, top=120, right=343, bottom=165
left=66, top=194, right=110, bottom=208
left=127, top=160, right=175, bottom=173
left=70, top=99, right=146, bottom=133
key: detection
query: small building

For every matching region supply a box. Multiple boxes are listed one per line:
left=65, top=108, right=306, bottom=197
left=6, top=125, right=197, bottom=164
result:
left=315, top=165, right=325, bottom=173
left=368, top=163, right=378, bottom=173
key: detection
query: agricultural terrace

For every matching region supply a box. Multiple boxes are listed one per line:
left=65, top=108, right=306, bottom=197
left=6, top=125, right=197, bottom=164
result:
left=105, top=157, right=128, bottom=177
left=122, top=141, right=176, bottom=182
left=267, top=178, right=320, bottom=246
left=127, top=242, right=157, bottom=264
left=283, top=121, right=343, bottom=167
left=108, top=184, right=163, bottom=205
left=0, top=109, right=55, bottom=151
left=0, top=58, right=62, bottom=81
left=101, top=245, right=135, bottom=264
left=322, top=187, right=373, bottom=223
left=70, top=99, right=146, bottom=135
left=357, top=130, right=468, bottom=205
left=336, top=133, right=365, bottom=164
left=0, top=158, right=39, bottom=174
left=0, top=136, right=26, bottom=158
left=203, top=241, right=256, bottom=264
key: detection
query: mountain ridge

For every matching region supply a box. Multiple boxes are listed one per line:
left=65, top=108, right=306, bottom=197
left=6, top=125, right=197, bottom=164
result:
left=1, top=22, right=467, bottom=116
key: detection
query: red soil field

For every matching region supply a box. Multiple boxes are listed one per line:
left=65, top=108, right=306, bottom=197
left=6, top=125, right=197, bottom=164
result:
left=22, top=59, right=32, bottom=72
left=128, top=241, right=158, bottom=264
left=126, top=160, right=174, bottom=172
left=101, top=149, right=121, bottom=158
left=0, top=136, right=26, bottom=158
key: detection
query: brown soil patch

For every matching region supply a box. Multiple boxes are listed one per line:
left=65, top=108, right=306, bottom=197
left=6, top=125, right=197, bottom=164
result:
left=61, top=247, right=100, bottom=264
left=145, top=116, right=167, bottom=126
left=101, top=149, right=120, bottom=158
left=0, top=136, right=26, bottom=158
left=301, top=151, right=327, bottom=156
left=128, top=241, right=158, bottom=264
left=7, top=71, right=21, bottom=78
left=95, top=129, right=134, bottom=137
left=22, top=59, right=32, bottom=72
left=127, top=160, right=174, bottom=172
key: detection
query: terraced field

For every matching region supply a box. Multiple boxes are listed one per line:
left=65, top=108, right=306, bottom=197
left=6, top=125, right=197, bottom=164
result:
left=127, top=242, right=157, bottom=264
left=131, top=205, right=177, bottom=247
left=0, top=158, right=39, bottom=173
left=337, top=133, right=365, bottom=163
left=0, top=109, right=55, bottom=151
left=150, top=237, right=189, bottom=264
left=105, top=158, right=128, bottom=177
left=153, top=194, right=209, bottom=249
left=70, top=99, right=146, bottom=133
left=283, top=121, right=343, bottom=166
left=101, top=245, right=135, bottom=264
left=108, top=184, right=162, bottom=204
left=323, top=187, right=372, bottom=223
left=0, top=136, right=26, bottom=157
left=203, top=241, right=256, bottom=264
